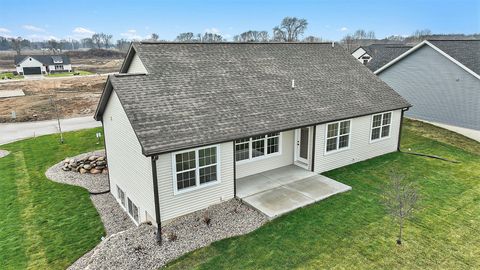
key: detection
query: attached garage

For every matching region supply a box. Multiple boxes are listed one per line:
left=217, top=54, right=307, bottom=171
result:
left=22, top=67, right=42, bottom=75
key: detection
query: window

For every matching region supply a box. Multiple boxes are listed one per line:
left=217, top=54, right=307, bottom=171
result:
left=55, top=65, right=64, bottom=70
left=371, top=112, right=392, bottom=141
left=235, top=132, right=281, bottom=162
left=174, top=145, right=219, bottom=192
left=127, top=198, right=139, bottom=223
left=117, top=185, right=126, bottom=207
left=326, top=120, right=351, bottom=153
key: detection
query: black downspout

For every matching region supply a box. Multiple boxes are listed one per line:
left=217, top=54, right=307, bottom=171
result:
left=397, top=108, right=408, bottom=151
left=311, top=126, right=316, bottom=172
left=233, top=142, right=237, bottom=197
left=151, top=155, right=162, bottom=244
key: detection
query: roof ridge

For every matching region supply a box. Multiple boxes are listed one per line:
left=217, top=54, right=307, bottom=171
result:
left=138, top=41, right=336, bottom=45
left=113, top=73, right=147, bottom=77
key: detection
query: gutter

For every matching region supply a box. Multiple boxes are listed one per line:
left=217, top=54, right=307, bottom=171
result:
left=151, top=155, right=162, bottom=244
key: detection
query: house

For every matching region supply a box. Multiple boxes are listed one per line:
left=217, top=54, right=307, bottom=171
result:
left=93, top=42, right=410, bottom=235
left=14, top=55, right=72, bottom=75
left=375, top=40, right=480, bottom=131
left=351, top=44, right=412, bottom=71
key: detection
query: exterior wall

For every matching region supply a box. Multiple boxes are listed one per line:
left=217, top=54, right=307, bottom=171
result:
left=127, top=53, right=148, bottom=73
left=236, top=130, right=294, bottom=178
left=379, top=45, right=480, bottom=130
left=17, top=57, right=46, bottom=74
left=314, top=109, right=402, bottom=173
left=102, top=90, right=155, bottom=225
left=48, top=64, right=72, bottom=72
left=156, top=142, right=234, bottom=222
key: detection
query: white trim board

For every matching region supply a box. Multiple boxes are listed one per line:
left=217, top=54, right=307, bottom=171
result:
left=374, top=40, right=480, bottom=80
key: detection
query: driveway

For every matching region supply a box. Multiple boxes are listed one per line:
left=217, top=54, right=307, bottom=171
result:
left=237, top=165, right=352, bottom=218
left=0, top=116, right=101, bottom=145
left=411, top=118, right=480, bottom=142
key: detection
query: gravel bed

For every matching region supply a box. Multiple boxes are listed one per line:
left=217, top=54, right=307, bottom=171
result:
left=45, top=150, right=134, bottom=236
left=0, top=149, right=10, bottom=158
left=46, top=150, right=109, bottom=193
left=70, top=199, right=268, bottom=270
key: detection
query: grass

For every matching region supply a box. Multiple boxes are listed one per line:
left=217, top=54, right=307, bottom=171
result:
left=1, top=72, right=24, bottom=80
left=45, top=70, right=93, bottom=77
left=166, top=118, right=480, bottom=269
left=0, top=128, right=105, bottom=269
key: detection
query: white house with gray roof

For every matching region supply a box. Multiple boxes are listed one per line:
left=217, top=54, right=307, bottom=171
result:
left=14, top=55, right=72, bottom=75
left=375, top=40, right=480, bottom=131
left=94, top=42, right=410, bottom=238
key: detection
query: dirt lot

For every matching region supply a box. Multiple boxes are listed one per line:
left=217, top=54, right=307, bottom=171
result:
left=0, top=76, right=106, bottom=122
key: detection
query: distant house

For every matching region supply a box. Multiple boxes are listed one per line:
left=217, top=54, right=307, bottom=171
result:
left=375, top=40, right=480, bottom=131
left=93, top=42, right=410, bottom=231
left=351, top=44, right=413, bottom=71
left=14, top=55, right=72, bottom=75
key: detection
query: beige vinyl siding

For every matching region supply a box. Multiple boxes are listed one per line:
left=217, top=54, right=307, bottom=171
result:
left=156, top=142, right=235, bottom=222
left=236, top=130, right=294, bottom=178
left=127, top=52, right=148, bottom=73
left=102, top=90, right=155, bottom=224
left=314, top=109, right=402, bottom=173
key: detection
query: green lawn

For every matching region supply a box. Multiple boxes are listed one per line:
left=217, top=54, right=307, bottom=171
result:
left=45, top=70, right=93, bottom=77
left=166, top=119, right=480, bottom=269
left=1, top=72, right=24, bottom=80
left=0, top=128, right=105, bottom=269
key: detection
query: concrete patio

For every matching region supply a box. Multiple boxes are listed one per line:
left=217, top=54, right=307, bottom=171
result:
left=237, top=165, right=351, bottom=219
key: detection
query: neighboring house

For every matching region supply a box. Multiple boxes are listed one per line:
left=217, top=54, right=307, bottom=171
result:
left=94, top=42, right=410, bottom=233
left=375, top=40, right=480, bottom=131
left=351, top=44, right=413, bottom=71
left=14, top=55, right=72, bottom=75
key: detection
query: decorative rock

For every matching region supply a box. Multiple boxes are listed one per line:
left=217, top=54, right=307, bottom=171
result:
left=80, top=168, right=87, bottom=174
left=88, top=155, right=99, bottom=161
left=102, top=168, right=109, bottom=174
left=97, top=160, right=107, bottom=166
left=90, top=169, right=102, bottom=174
left=97, top=156, right=105, bottom=161
left=83, top=164, right=92, bottom=170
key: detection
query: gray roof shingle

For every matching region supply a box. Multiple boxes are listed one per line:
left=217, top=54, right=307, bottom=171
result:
left=362, top=44, right=413, bottom=71
left=96, top=42, right=411, bottom=156
left=428, top=40, right=480, bottom=75
left=14, top=55, right=71, bottom=65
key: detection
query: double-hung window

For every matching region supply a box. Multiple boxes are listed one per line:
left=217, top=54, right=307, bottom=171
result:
left=235, top=132, right=281, bottom=162
left=174, top=145, right=219, bottom=193
left=326, top=120, right=351, bottom=153
left=371, top=112, right=392, bottom=141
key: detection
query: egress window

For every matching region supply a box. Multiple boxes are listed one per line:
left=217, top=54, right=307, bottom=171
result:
left=117, top=185, right=126, bottom=207
left=371, top=112, right=392, bottom=141
left=127, top=198, right=139, bottom=223
left=174, top=145, right=219, bottom=193
left=326, top=120, right=351, bottom=153
left=235, top=133, right=281, bottom=162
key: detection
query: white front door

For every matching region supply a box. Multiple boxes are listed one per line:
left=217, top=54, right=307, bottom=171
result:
left=294, top=127, right=311, bottom=168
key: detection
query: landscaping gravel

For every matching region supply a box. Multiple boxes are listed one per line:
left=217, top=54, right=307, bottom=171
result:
left=70, top=199, right=267, bottom=270
left=0, top=149, right=10, bottom=158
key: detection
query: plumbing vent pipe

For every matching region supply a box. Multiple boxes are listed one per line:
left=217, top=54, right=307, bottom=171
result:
left=291, top=79, right=295, bottom=89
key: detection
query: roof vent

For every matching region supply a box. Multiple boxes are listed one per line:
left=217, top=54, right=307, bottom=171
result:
left=291, top=79, right=295, bottom=89
left=332, top=41, right=335, bottom=48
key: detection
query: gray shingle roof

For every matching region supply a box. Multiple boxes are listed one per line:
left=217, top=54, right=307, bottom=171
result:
left=14, top=55, right=71, bottom=65
left=428, top=40, right=480, bottom=75
left=96, top=42, right=410, bottom=156
left=362, top=44, right=413, bottom=71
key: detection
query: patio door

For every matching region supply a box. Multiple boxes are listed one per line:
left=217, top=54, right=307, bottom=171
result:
left=295, top=127, right=311, bottom=169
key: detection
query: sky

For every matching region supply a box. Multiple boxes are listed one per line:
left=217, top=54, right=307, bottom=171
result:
left=0, top=0, right=479, bottom=42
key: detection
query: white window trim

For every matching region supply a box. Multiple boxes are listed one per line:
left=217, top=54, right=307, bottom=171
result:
left=235, top=132, right=282, bottom=164
left=324, top=119, right=352, bottom=155
left=127, top=197, right=140, bottom=225
left=370, top=111, right=393, bottom=143
left=171, top=144, right=222, bottom=195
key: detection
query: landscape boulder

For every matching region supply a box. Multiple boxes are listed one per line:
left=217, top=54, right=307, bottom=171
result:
left=61, top=154, right=108, bottom=174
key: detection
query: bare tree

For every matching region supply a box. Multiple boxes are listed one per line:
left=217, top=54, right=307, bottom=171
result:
left=272, top=17, right=308, bottom=42
left=175, top=32, right=196, bottom=42
left=48, top=39, right=62, bottom=54
left=201, top=32, right=224, bottom=42
left=411, top=29, right=432, bottom=41
left=382, top=170, right=419, bottom=245
left=10, top=37, right=23, bottom=55
left=81, top=38, right=94, bottom=49
left=303, top=36, right=323, bottom=42
left=116, top=39, right=130, bottom=52
left=151, top=33, right=159, bottom=41
left=101, top=33, right=112, bottom=49
left=91, top=33, right=102, bottom=49
left=234, top=30, right=270, bottom=42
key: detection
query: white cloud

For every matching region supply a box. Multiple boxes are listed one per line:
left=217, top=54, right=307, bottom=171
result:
left=340, top=27, right=348, bottom=32
left=120, top=29, right=144, bottom=40
left=73, top=27, right=95, bottom=35
left=204, top=27, right=220, bottom=34
left=0, top=27, right=10, bottom=33
left=23, top=25, right=46, bottom=32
